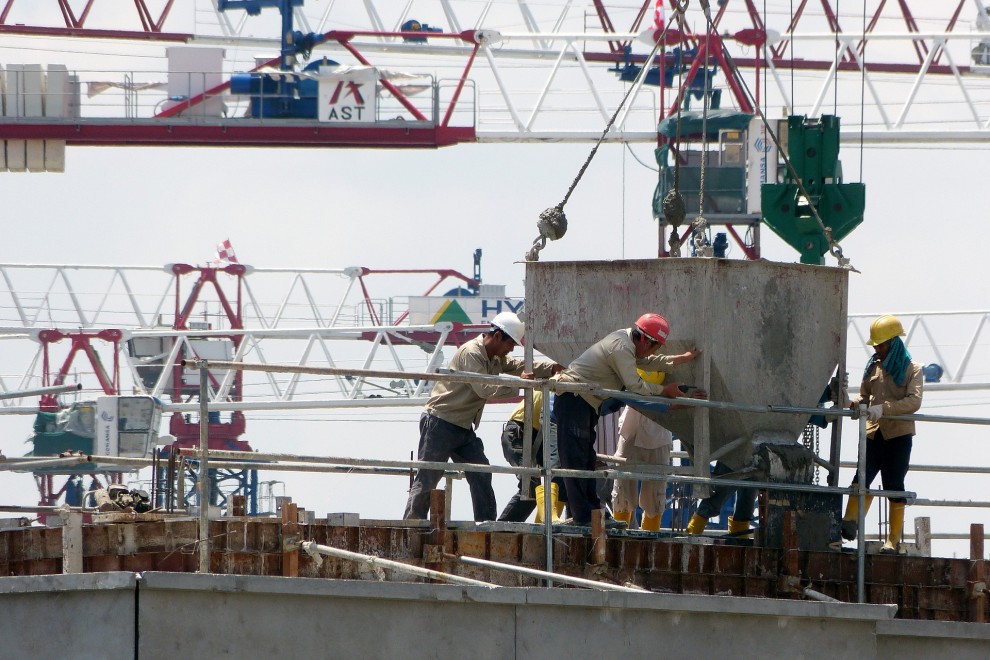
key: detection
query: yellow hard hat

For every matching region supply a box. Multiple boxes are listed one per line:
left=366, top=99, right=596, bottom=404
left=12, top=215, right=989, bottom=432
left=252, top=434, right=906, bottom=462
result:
left=867, top=314, right=905, bottom=346
left=637, top=368, right=666, bottom=385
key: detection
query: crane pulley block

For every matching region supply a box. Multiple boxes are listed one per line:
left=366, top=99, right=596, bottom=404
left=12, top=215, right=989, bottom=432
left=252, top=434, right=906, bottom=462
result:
left=761, top=115, right=865, bottom=265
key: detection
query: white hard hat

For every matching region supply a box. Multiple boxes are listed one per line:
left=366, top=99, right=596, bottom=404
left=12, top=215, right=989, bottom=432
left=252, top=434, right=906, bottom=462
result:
left=490, top=311, right=525, bottom=345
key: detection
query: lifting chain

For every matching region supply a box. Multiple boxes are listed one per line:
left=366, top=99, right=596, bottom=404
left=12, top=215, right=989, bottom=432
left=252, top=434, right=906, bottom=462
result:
left=662, top=1, right=692, bottom=257
left=801, top=423, right=821, bottom=485
left=690, top=0, right=855, bottom=269
left=690, top=0, right=714, bottom=258
left=526, top=3, right=685, bottom=261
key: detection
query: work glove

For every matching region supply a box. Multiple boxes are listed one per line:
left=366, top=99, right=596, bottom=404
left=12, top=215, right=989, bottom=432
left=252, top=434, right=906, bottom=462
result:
left=866, top=404, right=884, bottom=422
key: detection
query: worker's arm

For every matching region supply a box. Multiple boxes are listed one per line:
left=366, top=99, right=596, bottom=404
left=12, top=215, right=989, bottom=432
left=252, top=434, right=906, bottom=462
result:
left=882, top=364, right=924, bottom=417
left=668, top=347, right=702, bottom=366
left=462, top=353, right=521, bottom=400
left=501, top=355, right=562, bottom=380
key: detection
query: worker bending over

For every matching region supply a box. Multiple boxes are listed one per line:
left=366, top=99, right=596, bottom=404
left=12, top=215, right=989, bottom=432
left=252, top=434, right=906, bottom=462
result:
left=403, top=312, right=562, bottom=522
left=610, top=367, right=696, bottom=531
left=841, top=314, right=923, bottom=553
left=554, top=313, right=706, bottom=527
left=496, top=390, right=566, bottom=523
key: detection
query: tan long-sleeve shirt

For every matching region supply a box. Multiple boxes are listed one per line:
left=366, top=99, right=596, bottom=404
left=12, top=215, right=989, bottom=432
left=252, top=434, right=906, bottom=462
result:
left=555, top=328, right=676, bottom=410
left=858, top=359, right=924, bottom=439
left=424, top=335, right=557, bottom=430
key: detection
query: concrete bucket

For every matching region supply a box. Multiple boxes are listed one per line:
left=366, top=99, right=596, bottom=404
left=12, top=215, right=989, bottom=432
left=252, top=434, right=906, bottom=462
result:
left=525, top=258, right=848, bottom=472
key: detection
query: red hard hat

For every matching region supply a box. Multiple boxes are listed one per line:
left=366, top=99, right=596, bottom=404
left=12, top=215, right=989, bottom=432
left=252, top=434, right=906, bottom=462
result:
left=635, top=313, right=670, bottom=344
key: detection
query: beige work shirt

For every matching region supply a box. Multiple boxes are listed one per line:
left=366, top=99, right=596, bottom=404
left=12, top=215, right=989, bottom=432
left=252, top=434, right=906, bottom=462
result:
left=555, top=328, right=676, bottom=410
left=858, top=359, right=924, bottom=439
left=617, top=406, right=673, bottom=449
left=424, top=335, right=556, bottom=430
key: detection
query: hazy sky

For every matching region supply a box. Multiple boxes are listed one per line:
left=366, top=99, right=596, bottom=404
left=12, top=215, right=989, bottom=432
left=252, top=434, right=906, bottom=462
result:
left=1, top=1, right=988, bottom=557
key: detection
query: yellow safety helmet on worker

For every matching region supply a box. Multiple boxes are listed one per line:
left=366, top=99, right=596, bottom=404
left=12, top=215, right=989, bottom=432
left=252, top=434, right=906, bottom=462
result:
left=637, top=368, right=666, bottom=385
left=867, top=314, right=905, bottom=347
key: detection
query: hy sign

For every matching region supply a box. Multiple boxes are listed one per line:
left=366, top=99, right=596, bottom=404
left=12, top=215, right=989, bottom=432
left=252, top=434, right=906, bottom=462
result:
left=408, top=297, right=524, bottom=326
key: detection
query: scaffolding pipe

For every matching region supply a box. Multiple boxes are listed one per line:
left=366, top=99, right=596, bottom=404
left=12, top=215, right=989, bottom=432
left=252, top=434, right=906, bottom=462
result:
left=0, top=383, right=81, bottom=400
left=803, top=587, right=841, bottom=603
left=856, top=404, right=868, bottom=604
left=176, top=450, right=915, bottom=501
left=300, top=541, right=496, bottom=588
left=198, top=361, right=210, bottom=574
left=0, top=456, right=88, bottom=471
left=446, top=553, right=649, bottom=593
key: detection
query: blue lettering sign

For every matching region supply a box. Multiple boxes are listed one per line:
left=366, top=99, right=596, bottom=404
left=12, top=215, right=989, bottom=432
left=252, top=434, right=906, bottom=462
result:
left=504, top=299, right=524, bottom=314
left=481, top=299, right=502, bottom=317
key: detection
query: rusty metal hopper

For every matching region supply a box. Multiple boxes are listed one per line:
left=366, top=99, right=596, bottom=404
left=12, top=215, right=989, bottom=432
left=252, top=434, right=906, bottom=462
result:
left=525, top=259, right=848, bottom=470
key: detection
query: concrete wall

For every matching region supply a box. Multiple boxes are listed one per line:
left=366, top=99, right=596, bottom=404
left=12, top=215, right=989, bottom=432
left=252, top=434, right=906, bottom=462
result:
left=3, top=572, right=989, bottom=658
left=525, top=258, right=848, bottom=469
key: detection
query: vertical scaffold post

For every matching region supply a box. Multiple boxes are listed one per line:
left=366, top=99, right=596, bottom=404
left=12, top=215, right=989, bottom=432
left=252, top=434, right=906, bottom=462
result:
left=541, top=383, right=554, bottom=587
left=198, top=360, right=211, bottom=574
left=856, top=403, right=868, bottom=604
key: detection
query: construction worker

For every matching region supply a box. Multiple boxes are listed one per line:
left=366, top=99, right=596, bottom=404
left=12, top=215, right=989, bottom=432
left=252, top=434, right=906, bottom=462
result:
left=610, top=367, right=696, bottom=531
left=553, top=313, right=705, bottom=527
left=403, top=312, right=562, bottom=522
left=840, top=314, right=923, bottom=553
left=685, top=463, right=758, bottom=537
left=496, top=390, right=566, bottom=523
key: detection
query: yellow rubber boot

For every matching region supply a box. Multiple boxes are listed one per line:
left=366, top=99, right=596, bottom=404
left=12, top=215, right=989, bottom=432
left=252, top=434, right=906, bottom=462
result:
left=883, top=501, right=905, bottom=553
left=548, top=482, right=562, bottom=523
left=687, top=513, right=708, bottom=535
left=840, top=495, right=874, bottom=541
left=641, top=512, right=662, bottom=532
left=612, top=510, right=633, bottom=527
left=553, top=490, right=566, bottom=520
left=534, top=484, right=546, bottom=524
left=727, top=516, right=752, bottom=538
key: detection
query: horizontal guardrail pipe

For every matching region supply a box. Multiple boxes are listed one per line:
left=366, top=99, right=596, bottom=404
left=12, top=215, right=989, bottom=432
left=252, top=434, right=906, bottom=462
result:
left=172, top=449, right=912, bottom=501
left=840, top=461, right=990, bottom=475
left=0, top=383, right=81, bottom=401
left=300, top=541, right=495, bottom=588
left=0, top=456, right=88, bottom=471
left=446, top=553, right=648, bottom=593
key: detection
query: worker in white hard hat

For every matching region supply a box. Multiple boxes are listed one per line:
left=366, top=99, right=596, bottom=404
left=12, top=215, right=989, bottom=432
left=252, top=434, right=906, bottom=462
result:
left=553, top=312, right=706, bottom=527
left=403, top=311, right=563, bottom=522
left=840, top=314, right=923, bottom=553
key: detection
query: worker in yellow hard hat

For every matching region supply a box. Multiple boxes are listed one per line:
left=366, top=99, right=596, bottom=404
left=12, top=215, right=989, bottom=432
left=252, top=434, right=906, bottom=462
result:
left=840, top=314, right=924, bottom=553
left=610, top=369, right=676, bottom=532
left=496, top=390, right=567, bottom=523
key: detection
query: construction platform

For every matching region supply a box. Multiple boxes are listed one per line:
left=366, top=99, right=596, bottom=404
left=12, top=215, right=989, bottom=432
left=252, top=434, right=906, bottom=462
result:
left=1, top=502, right=986, bottom=622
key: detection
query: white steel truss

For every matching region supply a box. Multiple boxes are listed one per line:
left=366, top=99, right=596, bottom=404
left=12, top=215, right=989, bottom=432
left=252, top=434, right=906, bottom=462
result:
left=3, top=2, right=990, bottom=143
left=847, top=311, right=990, bottom=387
left=0, top=263, right=486, bottom=411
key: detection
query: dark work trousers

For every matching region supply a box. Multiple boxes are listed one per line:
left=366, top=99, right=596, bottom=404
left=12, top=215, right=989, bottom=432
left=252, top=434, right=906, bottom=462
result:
left=497, top=420, right=566, bottom=522
left=554, top=392, right=601, bottom=525
left=696, top=461, right=758, bottom=522
left=403, top=413, right=497, bottom=521
left=850, top=431, right=913, bottom=503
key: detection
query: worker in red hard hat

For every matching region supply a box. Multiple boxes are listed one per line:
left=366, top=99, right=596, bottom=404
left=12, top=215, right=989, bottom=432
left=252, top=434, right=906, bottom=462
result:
left=403, top=311, right=563, bottom=522
left=839, top=314, right=924, bottom=553
left=553, top=312, right=706, bottom=528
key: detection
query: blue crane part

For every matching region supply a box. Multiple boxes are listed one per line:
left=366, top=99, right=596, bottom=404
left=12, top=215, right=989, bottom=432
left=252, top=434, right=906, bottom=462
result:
left=760, top=115, right=865, bottom=264
left=220, top=0, right=333, bottom=119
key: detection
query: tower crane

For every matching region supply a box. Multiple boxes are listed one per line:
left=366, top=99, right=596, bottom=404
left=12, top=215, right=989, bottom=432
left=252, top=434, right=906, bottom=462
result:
left=1, top=1, right=988, bottom=523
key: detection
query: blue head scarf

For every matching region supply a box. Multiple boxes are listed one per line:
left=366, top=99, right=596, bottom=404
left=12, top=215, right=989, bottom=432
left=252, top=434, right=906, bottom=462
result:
left=864, top=336, right=912, bottom=386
